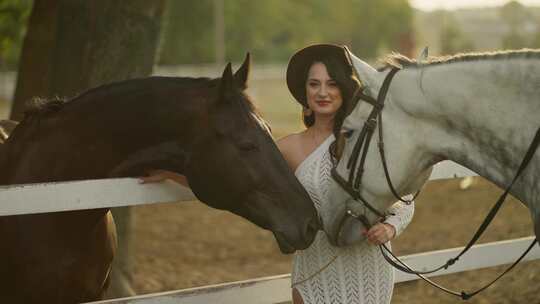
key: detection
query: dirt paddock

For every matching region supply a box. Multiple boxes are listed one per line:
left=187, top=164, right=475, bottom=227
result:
left=126, top=177, right=539, bottom=303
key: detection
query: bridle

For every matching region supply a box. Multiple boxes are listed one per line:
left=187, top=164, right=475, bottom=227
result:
left=330, top=65, right=418, bottom=240
left=330, top=67, right=415, bottom=227
left=330, top=61, right=540, bottom=300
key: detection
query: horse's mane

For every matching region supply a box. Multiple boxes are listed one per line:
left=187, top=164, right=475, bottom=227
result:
left=379, top=48, right=540, bottom=70
left=22, top=76, right=212, bottom=119
left=229, top=84, right=272, bottom=133
left=21, top=75, right=271, bottom=132
left=24, top=96, right=67, bottom=117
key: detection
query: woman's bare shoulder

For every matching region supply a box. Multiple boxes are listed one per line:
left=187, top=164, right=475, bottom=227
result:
left=277, top=132, right=305, bottom=152
left=277, top=132, right=307, bottom=170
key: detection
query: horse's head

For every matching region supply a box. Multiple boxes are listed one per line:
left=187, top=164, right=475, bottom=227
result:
left=186, top=54, right=319, bottom=253
left=322, top=51, right=432, bottom=246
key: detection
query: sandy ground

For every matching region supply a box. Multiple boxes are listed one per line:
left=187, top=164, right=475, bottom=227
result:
left=122, top=177, right=539, bottom=304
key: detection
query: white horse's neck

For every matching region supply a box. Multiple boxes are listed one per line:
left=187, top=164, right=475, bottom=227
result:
left=393, top=54, right=540, bottom=210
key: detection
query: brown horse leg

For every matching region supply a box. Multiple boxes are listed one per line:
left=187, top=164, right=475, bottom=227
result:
left=63, top=210, right=118, bottom=302
left=535, top=214, right=540, bottom=247
left=104, top=268, right=137, bottom=299
left=56, top=210, right=117, bottom=302
left=105, top=207, right=137, bottom=298
left=0, top=210, right=116, bottom=303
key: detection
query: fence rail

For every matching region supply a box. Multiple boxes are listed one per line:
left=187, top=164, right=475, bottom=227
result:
left=0, top=179, right=195, bottom=216
left=87, top=236, right=540, bottom=304
left=0, top=161, right=473, bottom=216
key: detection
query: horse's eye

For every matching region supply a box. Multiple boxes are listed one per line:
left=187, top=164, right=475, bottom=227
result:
left=343, top=130, right=354, bottom=139
left=239, top=141, right=258, bottom=151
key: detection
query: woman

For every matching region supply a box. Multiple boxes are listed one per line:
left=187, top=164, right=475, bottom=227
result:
left=278, top=44, right=414, bottom=304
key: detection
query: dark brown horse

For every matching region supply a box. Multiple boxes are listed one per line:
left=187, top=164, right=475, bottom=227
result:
left=0, top=55, right=319, bottom=303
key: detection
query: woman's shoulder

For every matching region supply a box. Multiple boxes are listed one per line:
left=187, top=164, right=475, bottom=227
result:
left=277, top=131, right=306, bottom=152
left=277, top=131, right=308, bottom=170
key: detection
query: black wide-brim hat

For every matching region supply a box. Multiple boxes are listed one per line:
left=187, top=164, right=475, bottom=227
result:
left=286, top=43, right=351, bottom=107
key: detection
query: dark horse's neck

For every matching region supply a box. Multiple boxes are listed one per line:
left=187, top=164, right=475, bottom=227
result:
left=1, top=76, right=212, bottom=185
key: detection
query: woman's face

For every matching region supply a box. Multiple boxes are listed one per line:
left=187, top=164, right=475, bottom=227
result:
left=305, top=62, right=343, bottom=117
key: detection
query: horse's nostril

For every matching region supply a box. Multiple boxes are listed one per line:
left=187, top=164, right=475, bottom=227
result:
left=314, top=217, right=322, bottom=231
left=317, top=214, right=324, bottom=230
left=305, top=217, right=320, bottom=237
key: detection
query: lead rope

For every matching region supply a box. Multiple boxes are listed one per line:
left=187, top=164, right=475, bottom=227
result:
left=290, top=214, right=348, bottom=288
left=344, top=207, right=538, bottom=300
left=291, top=209, right=382, bottom=288
left=290, top=254, right=339, bottom=288
left=379, top=238, right=538, bottom=300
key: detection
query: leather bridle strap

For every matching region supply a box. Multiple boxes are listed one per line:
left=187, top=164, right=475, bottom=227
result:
left=359, top=67, right=418, bottom=205
left=331, top=67, right=403, bottom=222
left=377, top=110, right=420, bottom=204
left=379, top=238, right=538, bottom=300
left=455, top=125, right=540, bottom=258
left=331, top=169, right=386, bottom=219
left=371, top=67, right=418, bottom=204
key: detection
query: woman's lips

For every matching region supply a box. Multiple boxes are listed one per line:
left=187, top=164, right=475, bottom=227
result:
left=316, top=100, right=331, bottom=107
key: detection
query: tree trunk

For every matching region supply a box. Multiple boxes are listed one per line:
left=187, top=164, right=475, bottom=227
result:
left=12, top=0, right=165, bottom=298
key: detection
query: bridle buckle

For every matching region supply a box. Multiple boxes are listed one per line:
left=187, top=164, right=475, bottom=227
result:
left=365, top=118, right=377, bottom=131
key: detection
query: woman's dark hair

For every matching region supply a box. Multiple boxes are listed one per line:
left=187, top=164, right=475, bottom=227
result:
left=301, top=56, right=360, bottom=135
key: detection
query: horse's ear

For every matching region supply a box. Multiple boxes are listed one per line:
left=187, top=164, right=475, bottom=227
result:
left=344, top=48, right=380, bottom=93
left=219, top=62, right=235, bottom=100
left=417, top=46, right=429, bottom=64
left=234, top=52, right=250, bottom=90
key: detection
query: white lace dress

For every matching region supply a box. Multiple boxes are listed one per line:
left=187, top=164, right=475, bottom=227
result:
left=291, top=135, right=414, bottom=304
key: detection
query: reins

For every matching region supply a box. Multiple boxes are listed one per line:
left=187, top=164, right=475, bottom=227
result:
left=331, top=65, right=540, bottom=300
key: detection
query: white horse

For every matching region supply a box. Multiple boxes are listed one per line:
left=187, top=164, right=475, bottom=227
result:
left=323, top=48, right=540, bottom=247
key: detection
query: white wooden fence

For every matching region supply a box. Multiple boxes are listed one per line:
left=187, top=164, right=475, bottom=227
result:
left=87, top=237, right=539, bottom=304
left=0, top=161, right=538, bottom=304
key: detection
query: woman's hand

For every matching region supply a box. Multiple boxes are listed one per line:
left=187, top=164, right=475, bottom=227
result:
left=363, top=223, right=396, bottom=245
left=139, top=170, right=189, bottom=187
left=138, top=170, right=170, bottom=183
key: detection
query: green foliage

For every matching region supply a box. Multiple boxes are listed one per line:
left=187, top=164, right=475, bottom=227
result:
left=533, top=26, right=540, bottom=48
left=499, top=0, right=529, bottom=28
left=0, top=0, right=32, bottom=69
left=499, top=0, right=537, bottom=49
left=158, top=0, right=214, bottom=64
left=502, top=29, right=529, bottom=49
left=439, top=12, right=474, bottom=55
left=0, top=0, right=417, bottom=67
left=349, top=0, right=414, bottom=58
left=158, top=0, right=414, bottom=64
